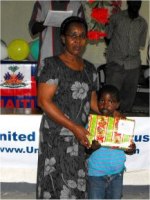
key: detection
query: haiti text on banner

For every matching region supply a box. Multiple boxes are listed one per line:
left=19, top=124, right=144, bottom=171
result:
left=0, top=61, right=37, bottom=108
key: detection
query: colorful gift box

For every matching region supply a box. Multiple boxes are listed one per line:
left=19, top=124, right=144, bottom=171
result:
left=87, top=114, right=135, bottom=149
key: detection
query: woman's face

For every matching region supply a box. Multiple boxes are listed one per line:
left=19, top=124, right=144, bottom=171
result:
left=62, top=23, right=87, bottom=56
left=98, top=92, right=120, bottom=116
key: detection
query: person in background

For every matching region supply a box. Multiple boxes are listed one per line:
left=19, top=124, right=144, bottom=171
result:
left=105, top=0, right=148, bottom=113
left=36, top=16, right=99, bottom=199
left=87, top=84, right=136, bottom=199
left=29, top=1, right=85, bottom=77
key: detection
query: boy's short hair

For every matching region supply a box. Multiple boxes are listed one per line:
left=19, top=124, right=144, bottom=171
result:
left=97, top=84, right=120, bottom=102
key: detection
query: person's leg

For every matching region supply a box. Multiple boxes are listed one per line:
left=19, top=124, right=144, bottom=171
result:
left=87, top=176, right=106, bottom=199
left=120, top=68, right=140, bottom=112
left=105, top=62, right=125, bottom=90
left=106, top=172, right=124, bottom=199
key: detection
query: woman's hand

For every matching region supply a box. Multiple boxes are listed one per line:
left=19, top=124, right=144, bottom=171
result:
left=72, top=124, right=90, bottom=148
left=124, top=142, right=136, bottom=155
left=31, top=21, right=47, bottom=35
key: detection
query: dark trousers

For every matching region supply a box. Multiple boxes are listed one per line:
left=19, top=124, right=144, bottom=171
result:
left=105, top=62, right=140, bottom=112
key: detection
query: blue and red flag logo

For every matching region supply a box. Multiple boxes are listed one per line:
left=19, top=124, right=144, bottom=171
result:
left=0, top=61, right=37, bottom=108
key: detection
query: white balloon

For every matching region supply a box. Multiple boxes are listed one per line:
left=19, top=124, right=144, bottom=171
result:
left=0, top=40, right=8, bottom=60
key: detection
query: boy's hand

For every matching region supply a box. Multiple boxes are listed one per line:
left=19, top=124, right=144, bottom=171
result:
left=85, top=140, right=101, bottom=156
left=91, top=140, right=101, bottom=150
left=125, top=142, right=136, bottom=155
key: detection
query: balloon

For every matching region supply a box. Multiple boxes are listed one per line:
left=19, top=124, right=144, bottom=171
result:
left=0, top=39, right=8, bottom=60
left=29, top=39, right=40, bottom=61
left=8, top=39, right=30, bottom=61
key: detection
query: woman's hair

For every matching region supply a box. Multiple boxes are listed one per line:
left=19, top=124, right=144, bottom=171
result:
left=60, top=16, right=88, bottom=36
left=97, top=85, right=120, bottom=102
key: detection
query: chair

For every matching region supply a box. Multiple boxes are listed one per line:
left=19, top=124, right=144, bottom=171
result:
left=97, top=64, right=106, bottom=88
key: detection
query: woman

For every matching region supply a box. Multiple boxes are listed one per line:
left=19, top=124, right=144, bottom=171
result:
left=37, top=16, right=99, bottom=199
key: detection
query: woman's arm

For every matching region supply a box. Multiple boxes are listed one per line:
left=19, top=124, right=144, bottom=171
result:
left=38, top=82, right=90, bottom=148
left=90, top=91, right=100, bottom=114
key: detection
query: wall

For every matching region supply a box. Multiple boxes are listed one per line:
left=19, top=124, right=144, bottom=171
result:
left=1, top=0, right=149, bottom=66
left=1, top=1, right=34, bottom=44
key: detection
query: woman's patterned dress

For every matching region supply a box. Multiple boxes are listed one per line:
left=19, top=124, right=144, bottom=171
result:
left=37, top=56, right=98, bottom=199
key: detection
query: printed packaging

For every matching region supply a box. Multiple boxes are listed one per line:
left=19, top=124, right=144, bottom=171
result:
left=87, top=114, right=135, bottom=149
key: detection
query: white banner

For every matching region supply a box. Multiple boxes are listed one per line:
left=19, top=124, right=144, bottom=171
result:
left=0, top=115, right=41, bottom=169
left=126, top=117, right=150, bottom=171
left=0, top=115, right=149, bottom=183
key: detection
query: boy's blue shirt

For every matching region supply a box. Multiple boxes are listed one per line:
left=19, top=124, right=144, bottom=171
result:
left=88, top=146, right=126, bottom=176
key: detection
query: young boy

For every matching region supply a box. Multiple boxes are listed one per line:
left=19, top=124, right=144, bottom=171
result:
left=87, top=84, right=136, bottom=199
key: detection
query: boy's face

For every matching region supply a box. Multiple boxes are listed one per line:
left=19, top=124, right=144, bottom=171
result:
left=98, top=92, right=120, bottom=116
